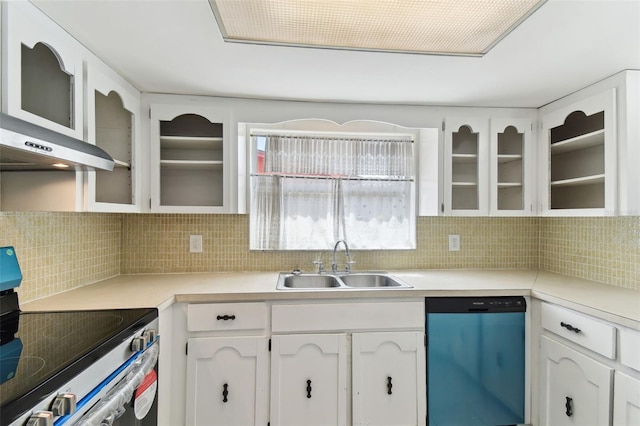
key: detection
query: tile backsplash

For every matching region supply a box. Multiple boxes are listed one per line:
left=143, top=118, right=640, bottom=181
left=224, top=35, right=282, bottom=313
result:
left=0, top=212, right=121, bottom=302
left=120, top=215, right=539, bottom=273
left=539, top=217, right=640, bottom=289
left=2, top=212, right=638, bottom=303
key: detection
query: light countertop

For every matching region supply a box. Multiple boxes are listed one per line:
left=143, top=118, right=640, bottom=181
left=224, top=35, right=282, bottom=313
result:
left=22, top=269, right=640, bottom=329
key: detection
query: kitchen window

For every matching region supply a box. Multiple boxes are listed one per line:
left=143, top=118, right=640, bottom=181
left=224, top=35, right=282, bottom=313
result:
left=248, top=124, right=416, bottom=250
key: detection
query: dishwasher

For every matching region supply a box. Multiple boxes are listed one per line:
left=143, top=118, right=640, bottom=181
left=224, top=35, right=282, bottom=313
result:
left=425, top=297, right=526, bottom=426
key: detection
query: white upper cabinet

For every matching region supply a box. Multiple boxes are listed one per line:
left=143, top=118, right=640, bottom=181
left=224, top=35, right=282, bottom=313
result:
left=149, top=101, right=232, bottom=213
left=85, top=65, right=142, bottom=212
left=1, top=1, right=84, bottom=140
left=539, top=89, right=616, bottom=215
left=489, top=118, right=535, bottom=215
left=444, top=115, right=535, bottom=216
left=538, top=70, right=640, bottom=216
left=443, top=117, right=489, bottom=216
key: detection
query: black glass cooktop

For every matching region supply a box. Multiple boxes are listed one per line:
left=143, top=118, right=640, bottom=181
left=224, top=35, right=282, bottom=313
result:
left=0, top=308, right=157, bottom=423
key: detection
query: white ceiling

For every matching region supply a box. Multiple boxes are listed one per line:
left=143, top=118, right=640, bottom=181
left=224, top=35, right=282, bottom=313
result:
left=31, top=0, right=640, bottom=108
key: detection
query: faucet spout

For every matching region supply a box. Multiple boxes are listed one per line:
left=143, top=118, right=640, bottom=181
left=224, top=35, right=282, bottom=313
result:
left=332, top=239, right=352, bottom=273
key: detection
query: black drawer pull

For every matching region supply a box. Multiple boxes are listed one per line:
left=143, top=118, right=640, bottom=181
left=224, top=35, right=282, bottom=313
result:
left=387, top=376, right=393, bottom=395
left=222, top=383, right=229, bottom=403
left=565, top=396, right=573, bottom=417
left=306, top=379, right=312, bottom=398
left=560, top=322, right=581, bottom=333
left=217, top=314, right=236, bottom=321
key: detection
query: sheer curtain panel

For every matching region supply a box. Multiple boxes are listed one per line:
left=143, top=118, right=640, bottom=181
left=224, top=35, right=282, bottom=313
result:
left=250, top=132, right=416, bottom=250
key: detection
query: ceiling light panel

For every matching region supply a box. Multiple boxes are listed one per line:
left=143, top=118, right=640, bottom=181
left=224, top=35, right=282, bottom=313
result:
left=209, top=0, right=546, bottom=56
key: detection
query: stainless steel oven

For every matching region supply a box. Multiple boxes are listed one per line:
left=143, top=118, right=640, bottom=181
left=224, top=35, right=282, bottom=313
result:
left=1, top=308, right=159, bottom=426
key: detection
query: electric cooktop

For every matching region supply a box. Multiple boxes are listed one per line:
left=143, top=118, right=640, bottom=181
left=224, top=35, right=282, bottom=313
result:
left=0, top=308, right=157, bottom=422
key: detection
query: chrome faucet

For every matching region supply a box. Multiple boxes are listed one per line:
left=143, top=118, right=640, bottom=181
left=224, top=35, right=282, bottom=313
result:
left=332, top=239, right=353, bottom=273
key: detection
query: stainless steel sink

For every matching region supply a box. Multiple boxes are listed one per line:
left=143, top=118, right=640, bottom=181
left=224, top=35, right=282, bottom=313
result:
left=338, top=273, right=407, bottom=288
left=276, top=271, right=411, bottom=290
left=279, top=274, right=342, bottom=289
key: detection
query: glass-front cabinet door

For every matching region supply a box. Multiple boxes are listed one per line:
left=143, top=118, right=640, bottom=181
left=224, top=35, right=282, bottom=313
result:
left=2, top=1, right=84, bottom=140
left=443, top=118, right=489, bottom=216
left=489, top=118, right=534, bottom=215
left=85, top=66, right=142, bottom=212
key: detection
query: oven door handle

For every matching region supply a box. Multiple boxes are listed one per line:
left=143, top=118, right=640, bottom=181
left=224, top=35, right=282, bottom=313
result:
left=69, top=341, right=159, bottom=426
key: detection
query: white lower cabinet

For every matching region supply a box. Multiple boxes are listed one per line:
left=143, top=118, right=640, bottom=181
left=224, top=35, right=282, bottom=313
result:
left=534, top=300, right=640, bottom=426
left=270, top=333, right=348, bottom=426
left=352, top=331, right=426, bottom=426
left=270, top=300, right=426, bottom=426
left=539, top=336, right=613, bottom=426
left=614, top=372, right=640, bottom=426
left=185, top=336, right=269, bottom=426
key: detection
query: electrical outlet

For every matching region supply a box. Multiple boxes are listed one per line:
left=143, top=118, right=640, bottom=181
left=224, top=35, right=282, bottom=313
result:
left=449, top=235, right=460, bottom=251
left=189, top=235, right=203, bottom=253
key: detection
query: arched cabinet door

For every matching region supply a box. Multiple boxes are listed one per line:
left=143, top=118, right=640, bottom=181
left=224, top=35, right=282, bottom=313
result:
left=3, top=1, right=84, bottom=140
left=85, top=65, right=142, bottom=212
left=352, top=331, right=426, bottom=426
left=270, top=333, right=348, bottom=426
left=185, top=336, right=269, bottom=426
left=149, top=101, right=232, bottom=213
left=539, top=336, right=613, bottom=426
left=443, top=117, right=489, bottom=216
left=489, top=118, right=535, bottom=216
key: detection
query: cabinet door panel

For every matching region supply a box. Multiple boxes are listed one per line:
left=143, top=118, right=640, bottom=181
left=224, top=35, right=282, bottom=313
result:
left=539, top=336, right=612, bottom=426
left=270, top=334, right=348, bottom=426
left=352, top=331, right=426, bottom=426
left=614, top=372, right=640, bottom=426
left=185, top=336, right=268, bottom=426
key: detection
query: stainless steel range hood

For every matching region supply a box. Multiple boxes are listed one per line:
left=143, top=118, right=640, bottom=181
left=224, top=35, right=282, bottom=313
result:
left=0, top=113, right=115, bottom=171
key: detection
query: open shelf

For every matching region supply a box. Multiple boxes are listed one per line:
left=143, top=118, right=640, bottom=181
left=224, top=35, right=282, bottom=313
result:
left=157, top=113, right=225, bottom=208
left=497, top=154, right=522, bottom=163
left=452, top=154, right=478, bottom=163
left=551, top=174, right=605, bottom=187
left=548, top=108, right=607, bottom=210
left=160, top=136, right=223, bottom=150
left=550, top=129, right=604, bottom=154
left=498, top=182, right=522, bottom=188
left=113, top=159, right=131, bottom=168
left=160, top=160, right=223, bottom=169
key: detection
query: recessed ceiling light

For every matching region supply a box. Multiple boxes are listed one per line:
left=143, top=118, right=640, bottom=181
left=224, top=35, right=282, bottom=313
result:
left=208, top=0, right=547, bottom=56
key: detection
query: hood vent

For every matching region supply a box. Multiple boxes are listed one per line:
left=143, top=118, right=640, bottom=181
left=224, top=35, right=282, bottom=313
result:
left=0, top=113, right=114, bottom=171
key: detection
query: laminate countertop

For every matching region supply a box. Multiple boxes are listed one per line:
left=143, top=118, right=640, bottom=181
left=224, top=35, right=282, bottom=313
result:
left=22, top=269, right=640, bottom=329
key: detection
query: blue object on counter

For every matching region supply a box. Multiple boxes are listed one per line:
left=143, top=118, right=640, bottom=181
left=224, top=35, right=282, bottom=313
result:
left=0, top=246, right=22, bottom=291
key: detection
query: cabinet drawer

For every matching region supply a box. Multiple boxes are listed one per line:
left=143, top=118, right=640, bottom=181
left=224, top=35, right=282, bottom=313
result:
left=620, top=327, right=640, bottom=372
left=272, top=301, right=424, bottom=333
left=541, top=302, right=616, bottom=359
left=187, top=303, right=267, bottom=332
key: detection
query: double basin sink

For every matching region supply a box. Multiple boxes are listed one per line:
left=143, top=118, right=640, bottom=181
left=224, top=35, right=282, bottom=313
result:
left=276, top=271, right=412, bottom=290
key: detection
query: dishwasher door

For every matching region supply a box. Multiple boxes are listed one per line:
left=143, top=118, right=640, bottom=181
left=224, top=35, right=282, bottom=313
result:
left=426, top=297, right=526, bottom=426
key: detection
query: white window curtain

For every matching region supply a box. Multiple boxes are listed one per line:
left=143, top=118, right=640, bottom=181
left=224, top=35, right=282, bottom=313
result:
left=250, top=133, right=415, bottom=250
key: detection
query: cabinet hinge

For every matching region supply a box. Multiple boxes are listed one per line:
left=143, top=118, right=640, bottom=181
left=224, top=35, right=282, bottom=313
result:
left=149, top=199, right=152, bottom=209
left=268, top=338, right=271, bottom=352
left=424, top=333, right=427, bottom=347
left=149, top=108, right=152, bottom=119
left=440, top=203, right=444, bottom=213
left=441, top=121, right=445, bottom=132
left=185, top=341, right=188, bottom=356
